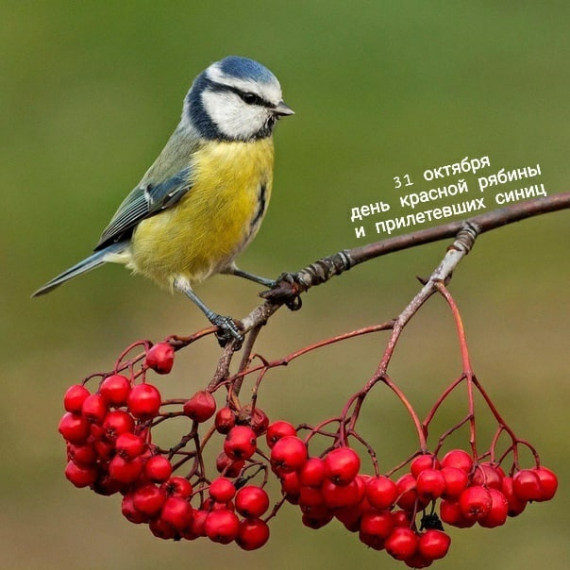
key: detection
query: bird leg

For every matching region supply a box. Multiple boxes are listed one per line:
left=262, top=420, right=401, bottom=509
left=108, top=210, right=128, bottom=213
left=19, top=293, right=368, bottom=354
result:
left=222, top=265, right=276, bottom=288
left=173, top=278, right=243, bottom=348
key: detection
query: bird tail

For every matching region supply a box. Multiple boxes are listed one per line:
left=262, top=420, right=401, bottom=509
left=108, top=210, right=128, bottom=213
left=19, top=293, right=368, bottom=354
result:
left=32, top=241, right=129, bottom=297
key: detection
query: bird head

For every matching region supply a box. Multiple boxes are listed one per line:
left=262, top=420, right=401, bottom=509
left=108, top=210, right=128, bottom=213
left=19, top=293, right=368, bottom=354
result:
left=184, top=56, right=294, bottom=142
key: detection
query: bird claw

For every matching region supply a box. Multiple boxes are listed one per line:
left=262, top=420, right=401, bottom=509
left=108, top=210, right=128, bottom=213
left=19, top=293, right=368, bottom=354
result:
left=211, top=314, right=244, bottom=349
left=260, top=272, right=303, bottom=311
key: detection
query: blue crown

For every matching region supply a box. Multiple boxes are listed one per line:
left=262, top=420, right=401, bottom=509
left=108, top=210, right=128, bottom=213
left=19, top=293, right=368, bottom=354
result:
left=218, top=56, right=276, bottom=85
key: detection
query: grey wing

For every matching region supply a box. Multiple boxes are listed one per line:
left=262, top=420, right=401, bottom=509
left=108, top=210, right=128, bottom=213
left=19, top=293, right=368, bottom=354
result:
left=94, top=123, right=200, bottom=251
left=94, top=167, right=192, bottom=250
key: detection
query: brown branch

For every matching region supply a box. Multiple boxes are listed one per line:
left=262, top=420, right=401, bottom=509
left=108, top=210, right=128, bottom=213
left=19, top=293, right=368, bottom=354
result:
left=347, top=192, right=570, bottom=266
left=259, top=193, right=570, bottom=311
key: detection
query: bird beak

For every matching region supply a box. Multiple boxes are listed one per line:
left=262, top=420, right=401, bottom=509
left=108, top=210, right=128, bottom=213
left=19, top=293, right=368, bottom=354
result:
left=272, top=101, right=295, bottom=116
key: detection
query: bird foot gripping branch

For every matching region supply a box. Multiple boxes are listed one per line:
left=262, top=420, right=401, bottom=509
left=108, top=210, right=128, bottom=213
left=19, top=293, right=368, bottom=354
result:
left=260, top=272, right=305, bottom=310
left=58, top=224, right=559, bottom=565
left=260, top=250, right=354, bottom=309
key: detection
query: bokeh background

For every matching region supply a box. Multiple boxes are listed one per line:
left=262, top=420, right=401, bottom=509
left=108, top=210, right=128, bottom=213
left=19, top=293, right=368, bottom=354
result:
left=1, top=2, right=568, bottom=569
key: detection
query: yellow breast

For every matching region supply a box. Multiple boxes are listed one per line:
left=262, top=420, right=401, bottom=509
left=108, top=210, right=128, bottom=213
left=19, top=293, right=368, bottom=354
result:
left=130, top=138, right=274, bottom=287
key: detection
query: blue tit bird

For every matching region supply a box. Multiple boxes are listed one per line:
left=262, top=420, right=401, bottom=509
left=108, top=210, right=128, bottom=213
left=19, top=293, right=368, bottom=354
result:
left=33, top=56, right=294, bottom=344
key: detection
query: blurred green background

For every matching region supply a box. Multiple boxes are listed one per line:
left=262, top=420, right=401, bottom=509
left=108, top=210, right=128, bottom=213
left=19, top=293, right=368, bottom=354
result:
left=1, top=1, right=568, bottom=569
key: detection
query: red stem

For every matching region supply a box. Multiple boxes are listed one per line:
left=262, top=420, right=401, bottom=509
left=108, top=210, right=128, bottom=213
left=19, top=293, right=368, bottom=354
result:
left=435, top=283, right=478, bottom=458
left=382, top=374, right=427, bottom=450
left=423, top=374, right=465, bottom=434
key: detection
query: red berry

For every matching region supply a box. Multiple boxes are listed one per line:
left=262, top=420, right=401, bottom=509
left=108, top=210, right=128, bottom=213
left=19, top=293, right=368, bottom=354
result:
left=471, top=462, right=504, bottom=490
left=236, top=518, right=270, bottom=550
left=63, top=384, right=90, bottom=413
left=334, top=494, right=370, bottom=532
left=299, top=485, right=325, bottom=508
left=93, top=438, right=115, bottom=461
left=534, top=467, right=558, bottom=501
left=300, top=500, right=330, bottom=516
left=122, top=493, right=148, bottom=524
left=322, top=477, right=365, bottom=509
left=127, top=383, right=161, bottom=420
left=67, top=443, right=98, bottom=466
left=302, top=509, right=334, bottom=530
left=235, top=486, right=270, bottom=518
left=479, top=488, right=508, bottom=528
left=440, top=499, right=473, bottom=527
left=133, top=483, right=167, bottom=517
left=266, top=420, right=296, bottom=448
left=270, top=436, right=307, bottom=472
left=501, top=476, right=527, bottom=516
left=205, top=509, right=239, bottom=544
left=324, top=447, right=361, bottom=486
left=513, top=469, right=543, bottom=501
left=247, top=407, right=269, bottom=436
left=209, top=477, right=236, bottom=503
left=459, top=485, right=492, bottom=521
left=145, top=342, right=174, bottom=374
left=359, top=531, right=386, bottom=550
left=89, top=423, right=105, bottom=439
left=385, top=527, right=418, bottom=561
left=183, top=390, right=216, bottom=423
left=279, top=470, right=301, bottom=499
left=441, top=449, right=473, bottom=473
left=416, top=468, right=446, bottom=500
left=162, top=476, right=193, bottom=498
left=299, top=457, right=326, bottom=487
left=214, top=407, right=236, bottom=434
left=145, top=455, right=173, bottom=483
left=441, top=466, right=469, bottom=499
left=202, top=497, right=234, bottom=512
left=108, top=455, right=144, bottom=484
left=149, top=517, right=178, bottom=540
left=224, top=426, right=257, bottom=460
left=64, top=461, right=98, bottom=488
left=411, top=454, right=440, bottom=477
left=439, top=499, right=458, bottom=525
left=418, top=529, right=450, bottom=561
left=100, top=374, right=131, bottom=406
left=161, top=496, right=193, bottom=531
left=396, top=473, right=419, bottom=511
left=102, top=410, right=134, bottom=441
left=189, top=509, right=208, bottom=537
left=180, top=524, right=199, bottom=542
left=391, top=510, right=412, bottom=528
left=366, top=476, right=398, bottom=510
left=59, top=412, right=90, bottom=444
left=91, top=474, right=123, bottom=496
left=360, top=510, right=394, bottom=541
left=81, top=393, right=107, bottom=424
left=215, top=451, right=244, bottom=477
left=115, top=433, right=145, bottom=459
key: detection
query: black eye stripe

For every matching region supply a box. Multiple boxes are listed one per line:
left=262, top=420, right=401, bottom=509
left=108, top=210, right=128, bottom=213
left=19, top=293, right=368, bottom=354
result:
left=207, top=80, right=271, bottom=107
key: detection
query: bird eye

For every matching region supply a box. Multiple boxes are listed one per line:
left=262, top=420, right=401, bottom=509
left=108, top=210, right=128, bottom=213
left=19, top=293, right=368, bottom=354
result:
left=241, top=92, right=259, bottom=105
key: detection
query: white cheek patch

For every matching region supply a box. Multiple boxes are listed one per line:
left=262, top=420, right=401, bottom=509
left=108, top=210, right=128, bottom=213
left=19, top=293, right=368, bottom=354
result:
left=202, top=90, right=268, bottom=139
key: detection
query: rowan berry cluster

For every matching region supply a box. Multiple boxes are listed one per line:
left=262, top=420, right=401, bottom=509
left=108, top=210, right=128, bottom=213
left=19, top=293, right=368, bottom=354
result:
left=267, top=434, right=557, bottom=567
left=58, top=333, right=558, bottom=566
left=59, top=342, right=272, bottom=549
